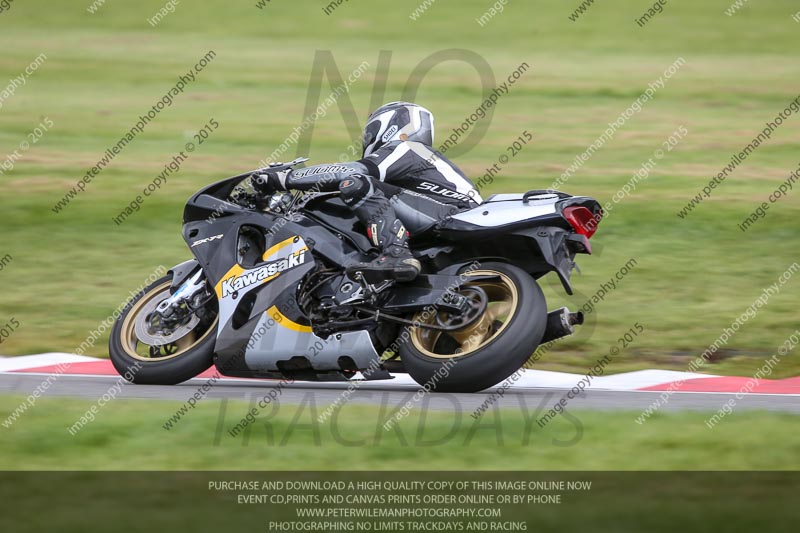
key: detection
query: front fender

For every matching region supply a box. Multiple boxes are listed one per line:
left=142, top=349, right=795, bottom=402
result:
left=168, top=259, right=201, bottom=292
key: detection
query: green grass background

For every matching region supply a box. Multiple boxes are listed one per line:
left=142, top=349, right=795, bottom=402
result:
left=1, top=0, right=799, bottom=381
left=1, top=395, right=798, bottom=470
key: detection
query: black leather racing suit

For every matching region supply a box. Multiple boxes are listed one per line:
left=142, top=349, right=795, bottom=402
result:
left=276, top=140, right=483, bottom=250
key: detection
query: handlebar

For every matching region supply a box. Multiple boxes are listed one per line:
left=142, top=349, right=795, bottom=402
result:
left=250, top=173, right=272, bottom=195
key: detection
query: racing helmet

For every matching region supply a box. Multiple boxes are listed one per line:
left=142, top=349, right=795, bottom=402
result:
left=362, top=101, right=434, bottom=157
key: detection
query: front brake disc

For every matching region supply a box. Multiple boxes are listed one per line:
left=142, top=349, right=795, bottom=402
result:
left=133, top=288, right=201, bottom=345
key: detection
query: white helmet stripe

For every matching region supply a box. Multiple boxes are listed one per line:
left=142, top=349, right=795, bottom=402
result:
left=364, top=111, right=394, bottom=156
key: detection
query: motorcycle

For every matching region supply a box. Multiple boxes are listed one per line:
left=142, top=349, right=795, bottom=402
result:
left=109, top=158, right=602, bottom=392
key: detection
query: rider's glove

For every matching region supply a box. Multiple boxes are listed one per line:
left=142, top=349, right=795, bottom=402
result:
left=252, top=169, right=290, bottom=195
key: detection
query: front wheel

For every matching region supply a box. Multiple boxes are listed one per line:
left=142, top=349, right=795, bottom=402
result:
left=399, top=262, right=547, bottom=393
left=109, top=274, right=218, bottom=385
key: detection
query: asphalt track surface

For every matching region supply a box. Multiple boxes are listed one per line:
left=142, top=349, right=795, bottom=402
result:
left=2, top=372, right=799, bottom=413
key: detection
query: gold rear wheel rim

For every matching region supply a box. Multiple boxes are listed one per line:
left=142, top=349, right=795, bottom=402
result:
left=410, top=270, right=519, bottom=359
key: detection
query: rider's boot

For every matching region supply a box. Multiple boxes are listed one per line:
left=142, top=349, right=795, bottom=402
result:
left=339, top=176, right=421, bottom=283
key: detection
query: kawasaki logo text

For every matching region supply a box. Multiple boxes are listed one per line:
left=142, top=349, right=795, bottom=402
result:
left=221, top=250, right=306, bottom=298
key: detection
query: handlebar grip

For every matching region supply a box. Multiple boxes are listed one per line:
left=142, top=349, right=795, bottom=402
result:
left=251, top=174, right=271, bottom=195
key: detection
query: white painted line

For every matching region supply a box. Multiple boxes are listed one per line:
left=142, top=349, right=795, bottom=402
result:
left=3, top=371, right=800, bottom=397
left=0, top=353, right=98, bottom=372
left=4, top=353, right=796, bottom=395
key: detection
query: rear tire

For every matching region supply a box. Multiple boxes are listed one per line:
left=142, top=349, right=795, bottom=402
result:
left=109, top=275, right=217, bottom=385
left=399, top=262, right=546, bottom=393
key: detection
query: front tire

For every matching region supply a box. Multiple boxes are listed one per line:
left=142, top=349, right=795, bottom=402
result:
left=399, top=262, right=547, bottom=393
left=109, top=275, right=218, bottom=385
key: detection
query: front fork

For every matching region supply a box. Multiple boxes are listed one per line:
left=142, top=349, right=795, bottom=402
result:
left=154, top=269, right=213, bottom=331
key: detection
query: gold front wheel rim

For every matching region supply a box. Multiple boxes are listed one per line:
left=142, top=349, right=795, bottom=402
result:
left=409, top=270, right=519, bottom=359
left=120, top=280, right=218, bottom=362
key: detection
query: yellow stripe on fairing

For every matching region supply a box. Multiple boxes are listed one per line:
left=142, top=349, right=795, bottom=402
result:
left=266, top=305, right=313, bottom=333
left=262, top=236, right=297, bottom=260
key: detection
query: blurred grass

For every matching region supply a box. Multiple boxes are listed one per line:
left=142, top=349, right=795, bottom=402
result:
left=1, top=395, right=798, bottom=470
left=0, top=0, right=799, bottom=379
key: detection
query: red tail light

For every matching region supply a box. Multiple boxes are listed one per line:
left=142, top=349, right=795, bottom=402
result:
left=563, top=206, right=600, bottom=238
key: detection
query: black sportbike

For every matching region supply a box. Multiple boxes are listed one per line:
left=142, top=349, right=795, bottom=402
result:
left=110, top=158, right=602, bottom=392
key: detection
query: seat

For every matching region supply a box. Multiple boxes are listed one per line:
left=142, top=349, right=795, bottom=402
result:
left=446, top=192, right=562, bottom=229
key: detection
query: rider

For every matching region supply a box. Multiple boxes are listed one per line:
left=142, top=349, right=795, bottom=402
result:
left=261, top=101, right=482, bottom=281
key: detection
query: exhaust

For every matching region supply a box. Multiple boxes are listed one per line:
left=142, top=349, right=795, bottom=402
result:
left=540, top=307, right=584, bottom=343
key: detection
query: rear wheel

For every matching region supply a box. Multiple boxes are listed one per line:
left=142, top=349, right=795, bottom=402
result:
left=109, top=275, right=218, bottom=385
left=399, top=262, right=546, bottom=392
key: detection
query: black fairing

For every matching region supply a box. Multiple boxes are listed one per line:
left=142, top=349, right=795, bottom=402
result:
left=182, top=174, right=596, bottom=296
left=299, top=194, right=377, bottom=255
